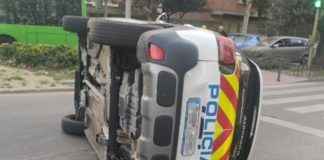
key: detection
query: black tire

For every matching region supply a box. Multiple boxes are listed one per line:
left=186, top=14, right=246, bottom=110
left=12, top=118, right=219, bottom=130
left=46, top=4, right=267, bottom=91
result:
left=88, top=18, right=161, bottom=47
left=62, top=16, right=89, bottom=34
left=61, top=114, right=85, bottom=136
left=0, top=35, right=15, bottom=44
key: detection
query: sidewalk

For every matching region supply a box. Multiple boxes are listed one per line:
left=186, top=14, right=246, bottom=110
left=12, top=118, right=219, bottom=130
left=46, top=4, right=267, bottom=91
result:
left=262, top=70, right=307, bottom=86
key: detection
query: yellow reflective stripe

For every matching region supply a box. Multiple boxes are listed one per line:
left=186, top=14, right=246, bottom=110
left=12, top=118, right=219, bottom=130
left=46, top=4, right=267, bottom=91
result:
left=219, top=91, right=236, bottom=127
left=214, top=122, right=223, bottom=138
left=211, top=131, right=234, bottom=160
left=224, top=75, right=239, bottom=96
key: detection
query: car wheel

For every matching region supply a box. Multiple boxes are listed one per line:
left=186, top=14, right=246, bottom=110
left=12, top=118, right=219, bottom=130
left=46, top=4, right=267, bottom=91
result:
left=61, top=114, right=85, bottom=136
left=62, top=16, right=89, bottom=34
left=88, top=18, right=161, bottom=48
left=0, top=35, right=15, bottom=44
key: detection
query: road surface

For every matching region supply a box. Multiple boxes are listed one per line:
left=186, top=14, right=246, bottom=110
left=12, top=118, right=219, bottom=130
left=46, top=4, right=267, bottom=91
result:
left=250, top=82, right=324, bottom=160
left=0, top=82, right=324, bottom=160
left=0, top=92, right=97, bottom=160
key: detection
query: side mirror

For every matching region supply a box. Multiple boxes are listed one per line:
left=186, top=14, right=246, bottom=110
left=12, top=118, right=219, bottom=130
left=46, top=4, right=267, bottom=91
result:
left=155, top=13, right=169, bottom=23
left=271, top=44, right=280, bottom=48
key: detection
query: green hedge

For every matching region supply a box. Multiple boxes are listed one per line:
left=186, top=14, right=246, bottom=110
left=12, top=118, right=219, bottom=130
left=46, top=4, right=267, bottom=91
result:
left=241, top=50, right=290, bottom=69
left=0, top=43, right=77, bottom=69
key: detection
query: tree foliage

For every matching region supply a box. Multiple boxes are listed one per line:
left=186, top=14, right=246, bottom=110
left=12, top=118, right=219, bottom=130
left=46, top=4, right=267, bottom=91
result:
left=163, top=0, right=206, bottom=17
left=0, top=0, right=81, bottom=26
left=132, top=0, right=206, bottom=20
left=270, top=0, right=315, bottom=33
left=242, top=0, right=270, bottom=18
left=253, top=0, right=271, bottom=18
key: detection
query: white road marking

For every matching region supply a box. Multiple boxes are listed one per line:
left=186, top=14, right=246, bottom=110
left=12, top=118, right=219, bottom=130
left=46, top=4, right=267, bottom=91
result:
left=263, top=94, right=324, bottom=106
left=264, top=82, right=323, bottom=90
left=261, top=116, right=324, bottom=138
left=285, top=104, right=324, bottom=114
left=263, top=86, right=324, bottom=96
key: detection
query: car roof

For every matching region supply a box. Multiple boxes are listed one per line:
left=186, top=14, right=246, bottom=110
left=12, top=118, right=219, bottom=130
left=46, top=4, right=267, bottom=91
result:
left=228, top=33, right=260, bottom=37
left=270, top=36, right=308, bottom=40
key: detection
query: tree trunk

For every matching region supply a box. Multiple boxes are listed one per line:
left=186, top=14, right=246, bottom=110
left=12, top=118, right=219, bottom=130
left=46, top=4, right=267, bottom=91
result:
left=242, top=0, right=253, bottom=33
left=313, top=32, right=324, bottom=65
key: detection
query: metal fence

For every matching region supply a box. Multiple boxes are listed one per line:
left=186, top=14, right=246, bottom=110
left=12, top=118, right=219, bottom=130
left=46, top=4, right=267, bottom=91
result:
left=258, top=61, right=324, bottom=81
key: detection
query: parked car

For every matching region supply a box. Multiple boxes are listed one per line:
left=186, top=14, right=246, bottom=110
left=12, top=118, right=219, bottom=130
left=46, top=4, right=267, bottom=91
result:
left=228, top=33, right=262, bottom=49
left=61, top=16, right=262, bottom=160
left=242, top=36, right=310, bottom=64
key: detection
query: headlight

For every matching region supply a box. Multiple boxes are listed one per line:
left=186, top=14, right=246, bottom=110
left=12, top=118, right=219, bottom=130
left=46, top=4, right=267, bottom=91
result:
left=181, top=98, right=201, bottom=156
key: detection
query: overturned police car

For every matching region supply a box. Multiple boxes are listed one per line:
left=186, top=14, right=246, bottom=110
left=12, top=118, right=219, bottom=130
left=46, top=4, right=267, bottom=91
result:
left=61, top=15, right=262, bottom=160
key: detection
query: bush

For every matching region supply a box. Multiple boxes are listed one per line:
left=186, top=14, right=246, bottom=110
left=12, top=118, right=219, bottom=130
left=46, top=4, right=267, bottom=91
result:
left=0, top=43, right=77, bottom=69
left=241, top=50, right=290, bottom=69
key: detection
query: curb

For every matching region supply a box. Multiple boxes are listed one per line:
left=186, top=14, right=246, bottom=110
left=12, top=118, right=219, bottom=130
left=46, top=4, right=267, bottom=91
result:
left=0, top=87, right=74, bottom=94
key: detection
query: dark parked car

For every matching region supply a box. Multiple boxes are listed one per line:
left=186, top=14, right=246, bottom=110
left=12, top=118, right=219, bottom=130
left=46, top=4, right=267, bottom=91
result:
left=242, top=36, right=310, bottom=64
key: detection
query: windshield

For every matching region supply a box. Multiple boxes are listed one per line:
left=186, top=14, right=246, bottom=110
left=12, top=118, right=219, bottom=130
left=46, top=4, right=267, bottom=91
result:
left=257, top=37, right=279, bottom=46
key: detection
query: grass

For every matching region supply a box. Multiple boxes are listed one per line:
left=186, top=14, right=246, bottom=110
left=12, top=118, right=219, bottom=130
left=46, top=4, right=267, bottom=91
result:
left=28, top=68, right=75, bottom=81
left=4, top=75, right=24, bottom=81
left=0, top=62, right=75, bottom=89
left=38, top=79, right=49, bottom=85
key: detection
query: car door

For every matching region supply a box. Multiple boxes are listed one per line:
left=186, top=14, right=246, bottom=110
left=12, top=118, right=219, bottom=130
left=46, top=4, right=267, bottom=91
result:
left=287, top=38, right=309, bottom=61
left=234, top=35, right=248, bottom=49
left=268, top=38, right=292, bottom=59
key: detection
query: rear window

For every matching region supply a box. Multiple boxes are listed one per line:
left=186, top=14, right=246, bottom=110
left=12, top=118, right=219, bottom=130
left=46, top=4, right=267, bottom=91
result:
left=290, top=38, right=308, bottom=47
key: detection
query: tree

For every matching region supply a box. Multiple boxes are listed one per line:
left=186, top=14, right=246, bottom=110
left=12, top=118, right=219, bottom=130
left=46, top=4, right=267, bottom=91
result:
left=241, top=0, right=270, bottom=33
left=163, top=0, right=206, bottom=19
left=253, top=0, right=271, bottom=18
left=133, top=0, right=206, bottom=20
left=132, top=0, right=162, bottom=20
left=241, top=0, right=253, bottom=33
left=269, top=0, right=315, bottom=35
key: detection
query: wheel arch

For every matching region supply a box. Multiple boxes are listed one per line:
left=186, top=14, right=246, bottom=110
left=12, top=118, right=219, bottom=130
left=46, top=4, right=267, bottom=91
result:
left=0, top=34, right=17, bottom=42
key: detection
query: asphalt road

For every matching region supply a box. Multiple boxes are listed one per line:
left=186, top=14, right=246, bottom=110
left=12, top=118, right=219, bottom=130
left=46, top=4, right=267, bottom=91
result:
left=0, top=92, right=97, bottom=160
left=250, top=82, right=324, bottom=160
left=0, top=82, right=324, bottom=160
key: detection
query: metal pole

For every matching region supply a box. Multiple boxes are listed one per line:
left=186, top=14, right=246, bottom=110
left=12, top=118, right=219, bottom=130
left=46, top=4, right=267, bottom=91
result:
left=125, top=0, right=132, bottom=18
left=308, top=8, right=321, bottom=67
left=104, top=0, right=108, bottom=17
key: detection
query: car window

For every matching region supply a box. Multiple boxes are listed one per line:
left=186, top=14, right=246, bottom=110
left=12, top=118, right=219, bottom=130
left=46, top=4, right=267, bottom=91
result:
left=274, top=39, right=290, bottom=47
left=246, top=35, right=253, bottom=41
left=235, top=35, right=246, bottom=42
left=258, top=37, right=279, bottom=46
left=289, top=38, right=307, bottom=47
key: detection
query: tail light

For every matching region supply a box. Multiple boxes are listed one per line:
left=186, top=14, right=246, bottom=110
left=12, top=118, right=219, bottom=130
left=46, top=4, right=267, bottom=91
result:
left=216, top=34, right=236, bottom=74
left=147, top=43, right=165, bottom=60
left=216, top=35, right=235, bottom=65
